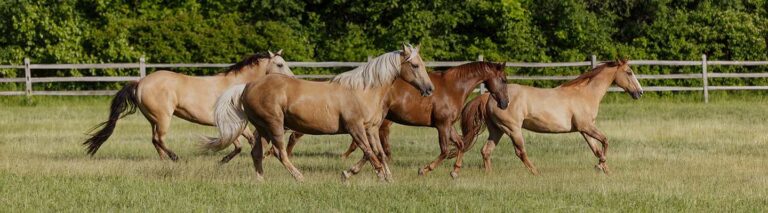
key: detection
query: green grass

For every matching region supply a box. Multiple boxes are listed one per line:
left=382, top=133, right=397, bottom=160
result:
left=1, top=94, right=768, bottom=212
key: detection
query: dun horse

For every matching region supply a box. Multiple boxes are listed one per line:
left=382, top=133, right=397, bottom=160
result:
left=205, top=45, right=434, bottom=182
left=287, top=61, right=510, bottom=178
left=83, top=51, right=294, bottom=161
left=459, top=60, right=642, bottom=175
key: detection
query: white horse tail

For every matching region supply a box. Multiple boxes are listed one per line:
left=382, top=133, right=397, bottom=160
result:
left=201, top=84, right=248, bottom=152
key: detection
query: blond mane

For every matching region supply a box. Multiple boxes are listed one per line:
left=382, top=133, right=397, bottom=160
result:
left=330, top=51, right=403, bottom=89
left=559, top=62, right=619, bottom=87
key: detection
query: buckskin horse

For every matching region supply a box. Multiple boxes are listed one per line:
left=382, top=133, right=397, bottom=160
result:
left=83, top=51, right=294, bottom=161
left=458, top=59, right=642, bottom=175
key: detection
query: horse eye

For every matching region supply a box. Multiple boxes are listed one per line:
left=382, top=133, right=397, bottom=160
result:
left=277, top=64, right=284, bottom=68
left=412, top=64, right=419, bottom=69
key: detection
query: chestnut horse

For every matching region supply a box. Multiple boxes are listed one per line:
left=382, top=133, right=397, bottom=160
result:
left=287, top=61, right=511, bottom=178
left=459, top=60, right=642, bottom=175
left=205, top=45, right=433, bottom=182
left=83, top=51, right=294, bottom=161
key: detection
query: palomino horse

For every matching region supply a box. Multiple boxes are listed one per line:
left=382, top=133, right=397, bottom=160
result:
left=205, top=44, right=433, bottom=182
left=459, top=60, right=642, bottom=175
left=287, top=61, right=511, bottom=178
left=84, top=51, right=294, bottom=161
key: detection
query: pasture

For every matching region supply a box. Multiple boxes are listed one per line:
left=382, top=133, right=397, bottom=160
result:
left=1, top=94, right=767, bottom=211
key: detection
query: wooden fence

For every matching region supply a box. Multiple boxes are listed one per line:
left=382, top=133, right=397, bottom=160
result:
left=2, top=54, right=768, bottom=103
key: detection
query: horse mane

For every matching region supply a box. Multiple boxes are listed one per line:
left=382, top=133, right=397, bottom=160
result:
left=442, top=61, right=497, bottom=79
left=222, top=52, right=272, bottom=74
left=559, top=61, right=619, bottom=87
left=330, top=51, right=402, bottom=89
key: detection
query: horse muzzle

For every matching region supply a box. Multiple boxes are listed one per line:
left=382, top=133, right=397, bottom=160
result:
left=630, top=91, right=643, bottom=99
left=420, top=86, right=433, bottom=97
left=497, top=99, right=509, bottom=109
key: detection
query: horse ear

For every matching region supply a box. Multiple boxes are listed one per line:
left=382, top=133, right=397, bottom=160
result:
left=498, top=62, right=506, bottom=70
left=402, top=43, right=412, bottom=56
left=276, top=49, right=283, bottom=56
left=269, top=51, right=275, bottom=58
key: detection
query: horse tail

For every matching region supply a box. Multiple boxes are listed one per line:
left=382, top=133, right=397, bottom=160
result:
left=83, top=81, right=139, bottom=156
left=448, top=93, right=491, bottom=158
left=201, top=84, right=248, bottom=152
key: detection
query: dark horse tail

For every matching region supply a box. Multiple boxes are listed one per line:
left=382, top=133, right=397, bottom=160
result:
left=448, top=93, right=491, bottom=158
left=83, top=81, right=139, bottom=156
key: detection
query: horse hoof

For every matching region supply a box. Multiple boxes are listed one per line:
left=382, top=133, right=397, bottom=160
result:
left=341, top=171, right=352, bottom=182
left=450, top=171, right=459, bottom=179
left=219, top=158, right=232, bottom=165
left=169, top=154, right=179, bottom=162
left=594, top=165, right=610, bottom=175
left=418, top=168, right=427, bottom=176
left=254, top=174, right=264, bottom=182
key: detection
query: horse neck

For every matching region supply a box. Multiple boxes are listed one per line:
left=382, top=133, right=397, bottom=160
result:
left=439, top=68, right=486, bottom=100
left=581, top=68, right=617, bottom=104
left=228, top=66, right=266, bottom=84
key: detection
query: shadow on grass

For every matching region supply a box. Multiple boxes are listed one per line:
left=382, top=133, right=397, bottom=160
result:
left=31, top=151, right=157, bottom=162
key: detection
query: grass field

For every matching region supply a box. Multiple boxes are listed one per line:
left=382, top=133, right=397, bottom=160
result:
left=1, top=94, right=768, bottom=212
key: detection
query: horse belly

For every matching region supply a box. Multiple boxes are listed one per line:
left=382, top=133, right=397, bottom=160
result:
left=284, top=103, right=344, bottom=134
left=522, top=112, right=573, bottom=133
left=385, top=111, right=431, bottom=126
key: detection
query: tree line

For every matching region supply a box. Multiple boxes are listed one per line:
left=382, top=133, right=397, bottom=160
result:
left=1, top=0, right=767, bottom=90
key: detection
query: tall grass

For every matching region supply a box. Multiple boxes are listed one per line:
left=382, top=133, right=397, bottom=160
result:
left=1, top=94, right=767, bottom=211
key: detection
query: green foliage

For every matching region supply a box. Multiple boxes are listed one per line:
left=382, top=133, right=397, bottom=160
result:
left=2, top=0, right=768, bottom=90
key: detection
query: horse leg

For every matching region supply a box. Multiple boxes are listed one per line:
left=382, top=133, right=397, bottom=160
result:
left=146, top=121, right=168, bottom=160
left=152, top=115, right=178, bottom=161
left=449, top=128, right=464, bottom=179
left=581, top=129, right=610, bottom=174
left=286, top=131, right=304, bottom=157
left=250, top=128, right=267, bottom=181
left=507, top=128, right=539, bottom=175
left=342, top=124, right=385, bottom=182
left=242, top=126, right=255, bottom=146
left=216, top=126, right=258, bottom=163
left=340, top=120, right=391, bottom=160
left=219, top=139, right=242, bottom=164
left=340, top=142, right=357, bottom=159
left=268, top=126, right=304, bottom=182
left=379, top=120, right=393, bottom=160
left=481, top=124, right=503, bottom=173
left=367, top=125, right=391, bottom=180
left=418, top=124, right=451, bottom=176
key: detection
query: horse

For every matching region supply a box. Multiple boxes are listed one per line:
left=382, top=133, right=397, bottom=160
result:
left=205, top=44, right=433, bottom=182
left=286, top=61, right=511, bottom=179
left=459, top=59, right=642, bottom=175
left=83, top=50, right=294, bottom=161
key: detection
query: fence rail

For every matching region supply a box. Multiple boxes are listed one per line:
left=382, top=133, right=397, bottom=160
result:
left=2, top=54, right=768, bottom=103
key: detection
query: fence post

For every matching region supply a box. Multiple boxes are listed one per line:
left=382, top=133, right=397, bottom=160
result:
left=24, top=58, right=31, bottom=97
left=702, top=54, right=709, bottom=103
left=139, top=56, right=146, bottom=78
left=478, top=54, right=485, bottom=93
left=591, top=55, right=597, bottom=68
